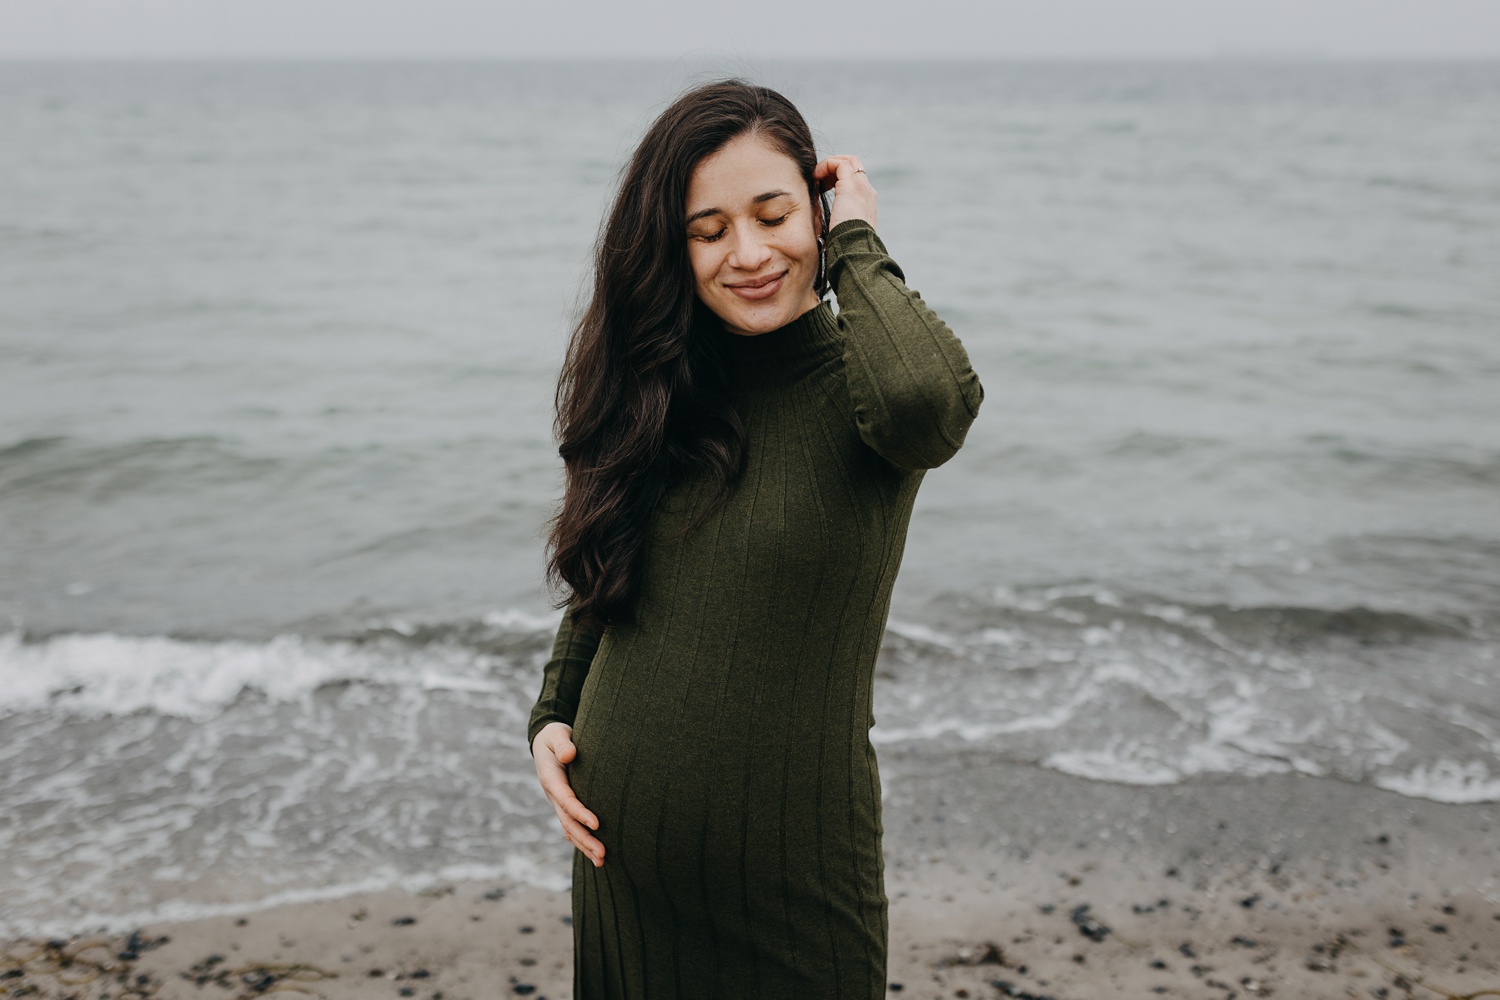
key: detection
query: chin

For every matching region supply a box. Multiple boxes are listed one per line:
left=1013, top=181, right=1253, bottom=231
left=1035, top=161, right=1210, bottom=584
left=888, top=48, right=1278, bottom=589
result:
left=710, top=283, right=816, bottom=337
left=728, top=307, right=794, bottom=336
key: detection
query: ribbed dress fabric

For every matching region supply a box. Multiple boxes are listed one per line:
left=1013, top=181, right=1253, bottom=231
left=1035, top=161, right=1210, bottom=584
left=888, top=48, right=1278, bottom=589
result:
left=527, top=218, right=983, bottom=1000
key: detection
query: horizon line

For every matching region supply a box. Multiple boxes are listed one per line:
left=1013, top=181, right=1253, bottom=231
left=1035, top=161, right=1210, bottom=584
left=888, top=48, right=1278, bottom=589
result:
left=3, top=52, right=1500, bottom=63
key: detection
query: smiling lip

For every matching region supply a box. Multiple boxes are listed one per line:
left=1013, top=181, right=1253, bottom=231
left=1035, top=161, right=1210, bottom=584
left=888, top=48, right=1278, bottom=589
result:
left=725, top=270, right=786, bottom=300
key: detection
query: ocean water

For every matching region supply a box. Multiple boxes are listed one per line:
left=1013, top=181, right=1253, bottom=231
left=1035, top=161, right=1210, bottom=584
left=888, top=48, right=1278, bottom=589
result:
left=2, top=58, right=1498, bottom=935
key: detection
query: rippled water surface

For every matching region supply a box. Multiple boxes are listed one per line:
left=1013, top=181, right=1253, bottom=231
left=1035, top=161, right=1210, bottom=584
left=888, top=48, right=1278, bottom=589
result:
left=2, top=59, right=1498, bottom=934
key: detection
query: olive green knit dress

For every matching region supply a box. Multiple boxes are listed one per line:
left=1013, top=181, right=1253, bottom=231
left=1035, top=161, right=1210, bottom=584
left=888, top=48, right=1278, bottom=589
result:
left=527, top=218, right=983, bottom=1000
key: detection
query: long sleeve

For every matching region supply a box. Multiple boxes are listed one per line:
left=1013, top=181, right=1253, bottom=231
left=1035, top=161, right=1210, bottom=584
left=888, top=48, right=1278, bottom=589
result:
left=526, top=604, right=604, bottom=754
left=825, top=217, right=984, bottom=471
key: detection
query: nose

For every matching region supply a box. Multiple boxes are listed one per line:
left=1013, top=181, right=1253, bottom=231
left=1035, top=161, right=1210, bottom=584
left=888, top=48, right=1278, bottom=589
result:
left=725, top=223, right=773, bottom=271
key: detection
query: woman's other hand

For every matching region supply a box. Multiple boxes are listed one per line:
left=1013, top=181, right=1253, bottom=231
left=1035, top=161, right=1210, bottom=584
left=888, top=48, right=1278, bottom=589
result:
left=814, top=154, right=877, bottom=232
left=532, top=721, right=605, bottom=867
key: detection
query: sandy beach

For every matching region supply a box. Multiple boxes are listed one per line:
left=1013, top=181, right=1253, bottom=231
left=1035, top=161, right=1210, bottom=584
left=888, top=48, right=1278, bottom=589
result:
left=6, top=751, right=1498, bottom=999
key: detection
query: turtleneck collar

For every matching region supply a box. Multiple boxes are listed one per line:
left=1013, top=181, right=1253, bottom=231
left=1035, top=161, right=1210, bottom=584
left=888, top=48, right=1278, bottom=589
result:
left=718, top=299, right=843, bottom=389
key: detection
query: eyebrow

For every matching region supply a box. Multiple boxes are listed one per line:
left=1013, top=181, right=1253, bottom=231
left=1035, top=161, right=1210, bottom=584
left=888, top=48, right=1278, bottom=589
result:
left=685, top=190, right=793, bottom=225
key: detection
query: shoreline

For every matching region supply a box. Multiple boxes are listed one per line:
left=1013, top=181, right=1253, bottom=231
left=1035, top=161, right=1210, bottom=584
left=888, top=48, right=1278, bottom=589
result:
left=5, top=859, right=1496, bottom=999
left=6, top=761, right=1498, bottom=998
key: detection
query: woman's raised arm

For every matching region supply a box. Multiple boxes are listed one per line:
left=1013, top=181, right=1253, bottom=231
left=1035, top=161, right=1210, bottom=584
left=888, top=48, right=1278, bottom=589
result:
left=826, top=217, right=984, bottom=471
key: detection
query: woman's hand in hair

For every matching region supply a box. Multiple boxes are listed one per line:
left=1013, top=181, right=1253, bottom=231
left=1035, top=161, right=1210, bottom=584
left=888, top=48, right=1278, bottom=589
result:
left=533, top=721, right=605, bottom=867
left=814, top=154, right=878, bottom=232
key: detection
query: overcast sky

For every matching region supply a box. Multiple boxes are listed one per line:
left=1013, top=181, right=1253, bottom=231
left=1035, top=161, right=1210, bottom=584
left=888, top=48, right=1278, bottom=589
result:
left=2, top=0, right=1498, bottom=59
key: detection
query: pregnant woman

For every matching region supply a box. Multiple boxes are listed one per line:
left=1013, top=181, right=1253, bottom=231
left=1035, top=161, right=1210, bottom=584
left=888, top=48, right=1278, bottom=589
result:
left=528, top=78, right=983, bottom=999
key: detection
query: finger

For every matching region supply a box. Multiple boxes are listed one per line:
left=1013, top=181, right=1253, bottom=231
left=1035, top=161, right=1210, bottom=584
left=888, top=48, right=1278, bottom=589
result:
left=813, top=156, right=855, bottom=190
left=559, top=812, right=604, bottom=855
left=540, top=770, right=600, bottom=831
left=556, top=809, right=605, bottom=863
left=538, top=760, right=599, bottom=830
left=546, top=773, right=603, bottom=839
left=815, top=156, right=868, bottom=193
left=537, top=742, right=599, bottom=829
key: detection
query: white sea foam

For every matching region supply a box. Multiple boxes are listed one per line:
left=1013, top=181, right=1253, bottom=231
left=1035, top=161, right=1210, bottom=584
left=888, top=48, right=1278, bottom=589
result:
left=481, top=607, right=564, bottom=632
left=1042, top=741, right=1298, bottom=786
left=0, top=610, right=547, bottom=721
left=884, top=618, right=964, bottom=650
left=1374, top=760, right=1500, bottom=804
left=0, top=631, right=368, bottom=720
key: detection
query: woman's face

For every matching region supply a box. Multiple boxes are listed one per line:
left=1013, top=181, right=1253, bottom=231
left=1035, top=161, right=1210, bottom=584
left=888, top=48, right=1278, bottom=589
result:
left=684, top=131, right=821, bottom=338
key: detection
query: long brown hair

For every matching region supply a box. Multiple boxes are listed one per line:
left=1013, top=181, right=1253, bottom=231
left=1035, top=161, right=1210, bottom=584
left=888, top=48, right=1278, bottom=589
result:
left=545, top=79, right=829, bottom=630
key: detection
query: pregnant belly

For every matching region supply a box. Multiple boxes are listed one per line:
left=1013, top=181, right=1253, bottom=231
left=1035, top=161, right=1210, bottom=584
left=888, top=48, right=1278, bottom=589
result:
left=568, top=690, right=883, bottom=913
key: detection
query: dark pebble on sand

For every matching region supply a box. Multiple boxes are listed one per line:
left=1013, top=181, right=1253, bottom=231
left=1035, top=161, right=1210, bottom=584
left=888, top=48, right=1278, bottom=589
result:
left=129, top=930, right=168, bottom=952
left=369, top=969, right=385, bottom=977
left=1178, top=942, right=1196, bottom=959
left=1149, top=959, right=1167, bottom=969
left=1442, top=904, right=1456, bottom=915
left=399, top=989, right=415, bottom=997
left=1, top=970, right=23, bottom=981
left=1231, top=935, right=1259, bottom=948
left=411, top=970, right=430, bottom=979
left=562, top=915, right=573, bottom=925
left=483, top=888, right=507, bottom=901
left=1069, top=904, right=1110, bottom=942
left=969, top=942, right=1005, bottom=965
left=243, top=972, right=275, bottom=991
left=237, top=917, right=248, bottom=926
left=1239, top=894, right=1260, bottom=909
left=1165, top=867, right=1179, bottom=878
left=513, top=985, right=536, bottom=996
left=1430, top=923, right=1448, bottom=934
left=888, top=984, right=903, bottom=992
left=520, top=925, right=535, bottom=933
left=393, top=916, right=417, bottom=926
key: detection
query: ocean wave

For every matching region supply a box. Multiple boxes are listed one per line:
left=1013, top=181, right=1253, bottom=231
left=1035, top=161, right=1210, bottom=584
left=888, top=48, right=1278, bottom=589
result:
left=0, top=610, right=559, bottom=720
left=3, top=592, right=1496, bottom=806
left=878, top=589, right=1498, bottom=803
left=1373, top=760, right=1500, bottom=805
left=972, top=584, right=1481, bottom=645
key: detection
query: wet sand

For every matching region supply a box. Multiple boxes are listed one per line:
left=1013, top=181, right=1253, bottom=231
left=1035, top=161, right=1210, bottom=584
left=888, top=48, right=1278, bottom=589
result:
left=6, top=754, right=1499, bottom=999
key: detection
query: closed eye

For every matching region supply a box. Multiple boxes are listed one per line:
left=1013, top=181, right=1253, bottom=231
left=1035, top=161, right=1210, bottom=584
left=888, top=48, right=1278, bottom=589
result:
left=689, top=213, right=790, bottom=242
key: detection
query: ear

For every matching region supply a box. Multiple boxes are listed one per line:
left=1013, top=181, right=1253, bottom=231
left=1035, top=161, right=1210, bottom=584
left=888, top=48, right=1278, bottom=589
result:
left=808, top=181, right=825, bottom=234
